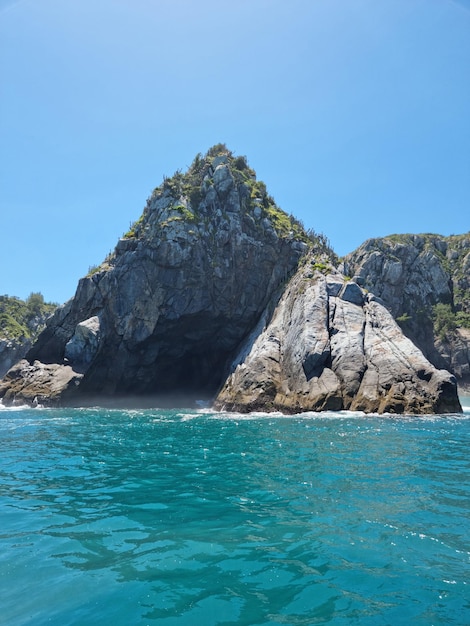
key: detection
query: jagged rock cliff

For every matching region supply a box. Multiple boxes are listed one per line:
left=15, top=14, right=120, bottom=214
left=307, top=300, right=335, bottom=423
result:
left=0, top=294, right=56, bottom=378
left=342, top=234, right=470, bottom=391
left=0, top=146, right=310, bottom=406
left=0, top=148, right=461, bottom=413
left=215, top=255, right=460, bottom=414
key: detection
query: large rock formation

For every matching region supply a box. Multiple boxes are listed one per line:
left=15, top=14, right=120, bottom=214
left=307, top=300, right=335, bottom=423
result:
left=0, top=146, right=310, bottom=407
left=0, top=148, right=462, bottom=413
left=215, top=256, right=460, bottom=414
left=342, top=234, right=470, bottom=391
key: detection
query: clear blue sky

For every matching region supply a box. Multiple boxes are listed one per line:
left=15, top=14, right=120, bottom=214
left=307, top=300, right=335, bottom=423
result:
left=1, top=0, right=469, bottom=304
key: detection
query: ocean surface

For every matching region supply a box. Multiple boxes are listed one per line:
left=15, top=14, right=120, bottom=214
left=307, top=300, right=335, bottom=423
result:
left=1, top=399, right=469, bottom=626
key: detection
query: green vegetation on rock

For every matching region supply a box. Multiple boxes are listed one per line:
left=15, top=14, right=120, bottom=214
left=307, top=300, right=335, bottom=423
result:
left=432, top=301, right=470, bottom=340
left=396, top=312, right=412, bottom=328
left=311, top=261, right=331, bottom=274
left=124, top=214, right=145, bottom=239
left=122, top=143, right=338, bottom=263
left=432, top=303, right=458, bottom=340
left=0, top=293, right=56, bottom=340
left=93, top=142, right=337, bottom=281
left=344, top=231, right=470, bottom=387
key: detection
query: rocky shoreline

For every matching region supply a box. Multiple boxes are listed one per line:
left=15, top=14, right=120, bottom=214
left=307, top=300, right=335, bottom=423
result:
left=0, top=147, right=465, bottom=414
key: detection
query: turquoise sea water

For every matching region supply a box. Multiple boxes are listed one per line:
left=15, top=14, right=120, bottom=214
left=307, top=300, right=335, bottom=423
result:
left=1, top=401, right=469, bottom=626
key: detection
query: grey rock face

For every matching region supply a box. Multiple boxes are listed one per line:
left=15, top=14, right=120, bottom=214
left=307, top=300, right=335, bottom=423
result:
left=64, top=316, right=101, bottom=369
left=0, top=359, right=83, bottom=406
left=215, top=259, right=460, bottom=414
left=0, top=338, right=33, bottom=379
left=0, top=148, right=309, bottom=406
left=342, top=234, right=470, bottom=390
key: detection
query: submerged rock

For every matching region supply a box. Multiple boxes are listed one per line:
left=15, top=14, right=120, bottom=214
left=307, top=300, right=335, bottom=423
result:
left=215, top=258, right=460, bottom=414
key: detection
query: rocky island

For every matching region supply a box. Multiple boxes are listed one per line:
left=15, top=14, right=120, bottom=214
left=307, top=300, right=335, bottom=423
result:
left=0, top=146, right=462, bottom=413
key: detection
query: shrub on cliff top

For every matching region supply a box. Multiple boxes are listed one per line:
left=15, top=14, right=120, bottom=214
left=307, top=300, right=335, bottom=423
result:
left=0, top=293, right=56, bottom=340
left=432, top=303, right=457, bottom=340
left=126, top=145, right=338, bottom=262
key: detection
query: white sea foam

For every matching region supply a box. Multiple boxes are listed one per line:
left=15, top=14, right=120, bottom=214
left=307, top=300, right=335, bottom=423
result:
left=0, top=401, right=30, bottom=411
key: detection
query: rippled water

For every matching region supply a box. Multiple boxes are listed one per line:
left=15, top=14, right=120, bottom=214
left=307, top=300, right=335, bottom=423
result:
left=1, top=401, right=469, bottom=625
